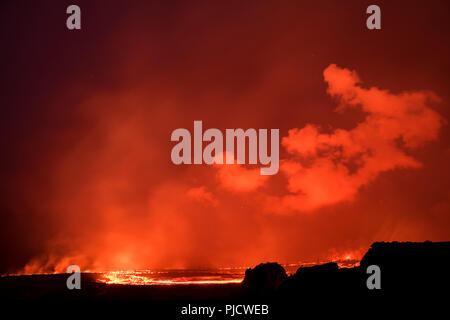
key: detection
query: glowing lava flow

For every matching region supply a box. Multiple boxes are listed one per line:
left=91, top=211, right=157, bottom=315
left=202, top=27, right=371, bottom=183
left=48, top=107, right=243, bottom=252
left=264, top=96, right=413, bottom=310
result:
left=97, top=270, right=244, bottom=285
left=96, top=256, right=361, bottom=286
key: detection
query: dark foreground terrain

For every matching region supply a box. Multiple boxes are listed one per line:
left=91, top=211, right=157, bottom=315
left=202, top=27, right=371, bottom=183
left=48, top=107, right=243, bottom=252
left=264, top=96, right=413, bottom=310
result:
left=1, top=241, right=449, bottom=317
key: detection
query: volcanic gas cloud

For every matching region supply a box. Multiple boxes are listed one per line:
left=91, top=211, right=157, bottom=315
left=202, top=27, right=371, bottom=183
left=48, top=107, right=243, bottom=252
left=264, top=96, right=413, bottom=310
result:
left=10, top=63, right=446, bottom=275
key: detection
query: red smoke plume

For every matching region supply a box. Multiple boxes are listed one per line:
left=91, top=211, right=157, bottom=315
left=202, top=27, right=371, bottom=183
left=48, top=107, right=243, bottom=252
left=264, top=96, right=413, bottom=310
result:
left=274, top=64, right=444, bottom=212
left=2, top=1, right=449, bottom=275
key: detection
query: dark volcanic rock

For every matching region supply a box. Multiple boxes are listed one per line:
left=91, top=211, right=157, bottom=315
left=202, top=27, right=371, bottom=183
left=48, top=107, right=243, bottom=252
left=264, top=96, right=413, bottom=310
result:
left=295, top=262, right=338, bottom=275
left=359, top=241, right=450, bottom=292
left=242, top=262, right=288, bottom=297
left=277, top=262, right=356, bottom=299
left=277, top=241, right=450, bottom=303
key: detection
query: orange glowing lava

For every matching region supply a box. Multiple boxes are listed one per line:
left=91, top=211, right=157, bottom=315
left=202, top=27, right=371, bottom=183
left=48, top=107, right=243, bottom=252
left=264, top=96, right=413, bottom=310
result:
left=97, top=269, right=245, bottom=285
left=95, top=258, right=360, bottom=286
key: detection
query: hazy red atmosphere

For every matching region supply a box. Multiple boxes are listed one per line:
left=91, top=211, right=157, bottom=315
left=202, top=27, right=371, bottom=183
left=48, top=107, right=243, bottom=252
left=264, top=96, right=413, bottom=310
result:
left=1, top=0, right=449, bottom=274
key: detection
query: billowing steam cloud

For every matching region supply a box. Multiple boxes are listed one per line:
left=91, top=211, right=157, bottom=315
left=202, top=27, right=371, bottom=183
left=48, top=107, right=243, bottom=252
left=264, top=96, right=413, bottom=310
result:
left=269, top=64, right=445, bottom=212
left=214, top=64, right=444, bottom=212
left=216, top=64, right=444, bottom=213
